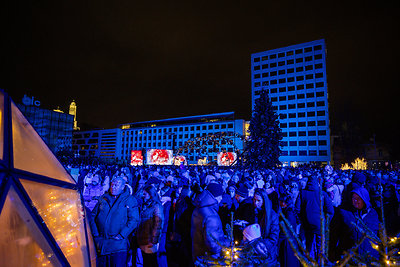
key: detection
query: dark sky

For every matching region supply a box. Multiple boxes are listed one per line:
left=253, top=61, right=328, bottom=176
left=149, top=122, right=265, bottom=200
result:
left=2, top=1, right=400, bottom=154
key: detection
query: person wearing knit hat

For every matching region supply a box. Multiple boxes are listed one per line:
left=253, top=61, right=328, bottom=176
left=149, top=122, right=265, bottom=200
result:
left=243, top=224, right=261, bottom=242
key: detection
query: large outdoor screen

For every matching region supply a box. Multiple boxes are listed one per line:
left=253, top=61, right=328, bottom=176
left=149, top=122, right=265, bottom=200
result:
left=130, top=150, right=143, bottom=166
left=217, top=152, right=237, bottom=166
left=146, top=149, right=173, bottom=165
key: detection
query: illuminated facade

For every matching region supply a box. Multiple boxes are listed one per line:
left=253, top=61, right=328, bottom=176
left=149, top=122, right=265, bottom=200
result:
left=72, top=112, right=245, bottom=164
left=251, top=39, right=331, bottom=164
left=17, top=104, right=74, bottom=153
left=69, top=100, right=79, bottom=130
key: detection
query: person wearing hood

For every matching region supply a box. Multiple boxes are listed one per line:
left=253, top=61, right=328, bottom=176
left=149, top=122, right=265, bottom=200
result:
left=90, top=176, right=140, bottom=267
left=295, top=175, right=334, bottom=259
left=340, top=172, right=367, bottom=210
left=191, top=183, right=230, bottom=262
left=137, top=185, right=164, bottom=267
left=329, top=187, right=380, bottom=262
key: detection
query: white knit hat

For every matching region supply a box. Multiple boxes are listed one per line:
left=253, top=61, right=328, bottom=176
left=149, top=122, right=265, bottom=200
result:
left=243, top=224, right=261, bottom=241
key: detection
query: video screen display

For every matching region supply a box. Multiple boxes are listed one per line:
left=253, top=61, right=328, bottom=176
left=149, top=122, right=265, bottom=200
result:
left=130, top=150, right=143, bottom=166
left=173, top=155, right=187, bottom=166
left=146, top=149, right=173, bottom=165
left=217, top=152, right=237, bottom=166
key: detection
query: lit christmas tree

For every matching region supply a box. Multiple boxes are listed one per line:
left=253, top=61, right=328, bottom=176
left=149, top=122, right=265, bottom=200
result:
left=245, top=89, right=282, bottom=169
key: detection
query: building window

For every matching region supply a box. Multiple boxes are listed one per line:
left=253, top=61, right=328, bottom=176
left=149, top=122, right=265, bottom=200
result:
left=290, top=151, right=298, bottom=156
left=297, top=103, right=305, bottom=108
left=297, top=84, right=305, bottom=90
left=270, top=88, right=277, bottom=93
left=306, top=74, right=313, bottom=80
left=279, top=105, right=287, bottom=110
left=307, top=102, right=315, bottom=108
left=316, top=82, right=324, bottom=87
left=287, top=77, right=295, bottom=82
left=281, top=151, right=288, bottom=156
left=254, top=57, right=260, bottom=62
left=317, top=110, right=325, bottom=116
left=288, top=95, right=295, bottom=100
left=299, top=131, right=306, bottom=136
left=305, top=65, right=313, bottom=71
left=298, top=121, right=306, bottom=127
left=296, top=66, right=303, bottom=72
left=280, top=114, right=287, bottom=119
left=279, top=69, right=286, bottom=75
left=281, top=141, right=288, bottom=146
left=289, top=122, right=296, bottom=128
left=289, top=132, right=297, bottom=137
left=299, top=141, right=307, bottom=146
left=279, top=78, right=286, bottom=84
left=319, top=150, right=327, bottom=156
left=298, top=112, right=305, bottom=118
left=318, top=130, right=326, bottom=136
left=270, top=71, right=277, bottom=76
left=278, top=61, right=285, bottom=66
left=262, top=64, right=268, bottom=69
left=315, top=73, right=324, bottom=78
left=319, top=140, right=327, bottom=146
left=305, top=56, right=312, bottom=62
left=299, top=150, right=307, bottom=156
left=287, top=59, right=294, bottom=64
left=314, top=45, right=322, bottom=50
left=254, top=74, right=261, bottom=79
left=270, top=62, right=277, bottom=68
left=297, top=94, right=305, bottom=99
left=308, top=121, right=316, bottom=126
left=262, top=81, right=269, bottom=86
left=308, top=111, right=315, bottom=117
left=306, top=83, right=314, bottom=89
left=261, top=56, right=268, bottom=61
left=254, top=82, right=261, bottom=87
left=317, top=120, right=326, bottom=126
left=316, top=101, right=325, bottom=107
left=288, top=86, right=295, bottom=91
left=315, top=63, right=323, bottom=69
left=309, top=150, right=317, bottom=156
left=295, top=49, right=303, bottom=54
left=280, top=123, right=287, bottom=128
left=304, top=47, right=312, bottom=52
left=314, top=54, right=323, bottom=60
left=306, top=93, right=314, bottom=98
left=296, top=76, right=304, bottom=81
left=279, top=87, right=286, bottom=93
left=296, top=58, right=303, bottom=63
left=316, top=91, right=324, bottom=97
left=289, top=113, right=296, bottom=118
left=254, top=65, right=260, bottom=70
left=282, top=132, right=288, bottom=137
left=289, top=141, right=297, bottom=146
left=288, top=104, right=296, bottom=109
left=279, top=96, right=286, bottom=101
left=287, top=68, right=294, bottom=73
left=271, top=97, right=278, bottom=102
left=308, top=131, right=316, bottom=136
left=262, top=72, right=269, bottom=78
left=309, top=140, right=317, bottom=146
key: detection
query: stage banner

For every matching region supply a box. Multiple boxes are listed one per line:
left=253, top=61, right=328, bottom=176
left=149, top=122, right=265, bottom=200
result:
left=146, top=149, right=173, bottom=165
left=173, top=155, right=187, bottom=166
left=217, top=152, right=237, bottom=166
left=130, top=150, right=143, bottom=166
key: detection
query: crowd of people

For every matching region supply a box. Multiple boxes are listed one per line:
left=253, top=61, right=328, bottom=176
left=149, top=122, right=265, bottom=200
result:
left=64, top=160, right=400, bottom=267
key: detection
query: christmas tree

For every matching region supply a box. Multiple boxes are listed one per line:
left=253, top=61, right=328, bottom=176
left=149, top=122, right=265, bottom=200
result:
left=245, top=89, right=282, bottom=169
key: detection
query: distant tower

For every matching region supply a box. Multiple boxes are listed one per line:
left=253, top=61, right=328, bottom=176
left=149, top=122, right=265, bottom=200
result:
left=69, top=100, right=79, bottom=130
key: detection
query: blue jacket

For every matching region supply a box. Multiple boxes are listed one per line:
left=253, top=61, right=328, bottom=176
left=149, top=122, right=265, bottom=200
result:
left=296, top=177, right=334, bottom=234
left=330, top=187, right=380, bottom=261
left=90, top=188, right=140, bottom=255
left=191, top=190, right=229, bottom=261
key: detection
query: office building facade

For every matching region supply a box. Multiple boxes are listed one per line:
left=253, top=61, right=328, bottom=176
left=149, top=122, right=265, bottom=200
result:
left=72, top=112, right=245, bottom=164
left=251, top=39, right=330, bottom=165
left=17, top=104, right=74, bottom=153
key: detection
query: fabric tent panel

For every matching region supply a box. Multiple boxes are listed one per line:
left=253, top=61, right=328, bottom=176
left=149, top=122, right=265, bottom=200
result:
left=21, top=179, right=89, bottom=267
left=0, top=91, right=4, bottom=160
left=0, top=185, right=62, bottom=267
left=11, top=102, right=74, bottom=183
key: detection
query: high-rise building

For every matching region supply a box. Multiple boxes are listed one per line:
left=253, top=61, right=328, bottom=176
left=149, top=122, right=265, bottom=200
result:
left=69, top=100, right=79, bottom=130
left=251, top=39, right=330, bottom=165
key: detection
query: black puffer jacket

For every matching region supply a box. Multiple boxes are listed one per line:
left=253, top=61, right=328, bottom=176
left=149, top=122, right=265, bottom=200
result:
left=191, top=190, right=229, bottom=261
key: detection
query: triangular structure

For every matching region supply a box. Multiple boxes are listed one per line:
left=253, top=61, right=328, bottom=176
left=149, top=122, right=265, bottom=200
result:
left=0, top=90, right=95, bottom=266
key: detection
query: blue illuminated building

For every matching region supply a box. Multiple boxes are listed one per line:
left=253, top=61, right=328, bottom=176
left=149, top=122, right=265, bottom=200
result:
left=73, top=112, right=245, bottom=164
left=251, top=39, right=331, bottom=165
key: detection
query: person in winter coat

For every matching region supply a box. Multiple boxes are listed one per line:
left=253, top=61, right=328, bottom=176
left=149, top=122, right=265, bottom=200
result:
left=329, top=187, right=380, bottom=262
left=191, top=183, right=230, bottom=262
left=295, top=175, right=334, bottom=258
left=137, top=185, right=164, bottom=267
left=90, top=176, right=140, bottom=267
left=237, top=188, right=280, bottom=263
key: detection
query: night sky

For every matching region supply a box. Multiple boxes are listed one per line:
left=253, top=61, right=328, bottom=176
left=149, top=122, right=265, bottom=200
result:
left=2, top=1, right=399, bottom=156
